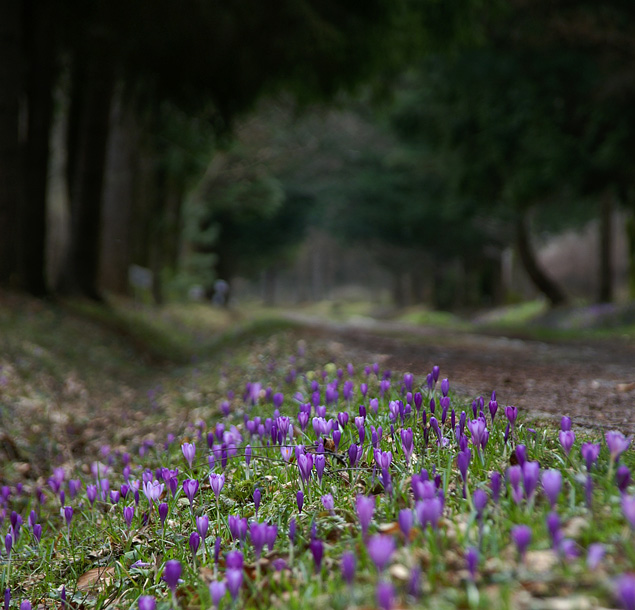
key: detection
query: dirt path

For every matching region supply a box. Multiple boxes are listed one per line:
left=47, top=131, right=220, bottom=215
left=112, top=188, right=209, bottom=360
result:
left=285, top=313, right=635, bottom=434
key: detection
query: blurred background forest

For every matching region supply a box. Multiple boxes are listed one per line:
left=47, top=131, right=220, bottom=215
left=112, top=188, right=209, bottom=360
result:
left=2, top=0, right=635, bottom=315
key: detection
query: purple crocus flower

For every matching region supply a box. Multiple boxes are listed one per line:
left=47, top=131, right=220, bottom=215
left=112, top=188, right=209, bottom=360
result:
left=403, top=373, right=414, bottom=392
left=32, top=524, right=42, bottom=543
left=142, top=480, right=164, bottom=504
left=467, top=418, right=488, bottom=452
left=587, top=543, right=605, bottom=570
left=189, top=531, right=201, bottom=556
left=367, top=535, right=395, bottom=572
left=416, top=497, right=442, bottom=530
left=511, top=525, right=532, bottom=560
left=138, top=595, right=156, bottom=610
left=209, top=581, right=226, bottom=609
left=376, top=581, right=394, bottom=610
left=374, top=449, right=392, bottom=470
left=561, top=416, right=572, bottom=431
left=266, top=524, right=277, bottom=552
left=341, top=551, right=356, bottom=585
left=228, top=515, right=247, bottom=542
left=226, top=569, right=243, bottom=601
left=559, top=430, right=575, bottom=456
left=5, top=533, right=12, bottom=556
left=297, top=453, right=314, bottom=484
left=315, top=454, right=326, bottom=485
left=522, top=461, right=540, bottom=501
left=398, top=508, right=413, bottom=541
left=441, top=378, right=450, bottom=397
left=490, top=471, right=502, bottom=505
left=183, top=479, right=199, bottom=506
left=253, top=488, right=261, bottom=516
left=288, top=518, right=296, bottom=545
left=3, top=589, right=9, bottom=610
left=123, top=506, right=134, bottom=528
left=541, top=469, right=562, bottom=509
left=321, top=494, right=335, bottom=513
left=250, top=522, right=268, bottom=557
left=63, top=506, right=73, bottom=528
left=296, top=491, right=304, bottom=513
left=559, top=538, right=579, bottom=561
left=617, top=466, right=632, bottom=494
left=337, top=411, right=349, bottom=428
left=158, top=502, right=168, bottom=528
left=623, top=495, right=635, bottom=529
left=616, top=573, right=635, bottom=610
left=86, top=484, right=98, bottom=506
left=332, top=429, right=342, bottom=450
left=245, top=445, right=252, bottom=467
left=214, top=536, right=222, bottom=566
left=546, top=512, right=561, bottom=547
left=473, top=489, right=488, bottom=518
left=226, top=549, right=243, bottom=570
left=20, top=602, right=31, bottom=610
left=163, top=560, right=181, bottom=593
left=68, top=479, right=82, bottom=499
left=209, top=473, right=225, bottom=499
left=348, top=444, right=361, bottom=468
left=514, top=444, right=527, bottom=467
left=466, top=547, right=479, bottom=580
left=280, top=446, right=293, bottom=462
left=400, top=428, right=414, bottom=465
left=193, top=516, right=208, bottom=541
left=458, top=449, right=471, bottom=483
left=581, top=442, right=601, bottom=472
left=356, top=495, right=375, bottom=537
left=505, top=406, right=518, bottom=427
left=488, top=396, right=498, bottom=421
left=309, top=538, right=324, bottom=572
left=606, top=431, right=631, bottom=463
left=181, top=443, right=196, bottom=468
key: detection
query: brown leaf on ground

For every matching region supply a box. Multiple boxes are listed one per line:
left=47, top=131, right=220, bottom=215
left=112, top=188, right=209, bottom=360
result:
left=76, top=566, right=115, bottom=592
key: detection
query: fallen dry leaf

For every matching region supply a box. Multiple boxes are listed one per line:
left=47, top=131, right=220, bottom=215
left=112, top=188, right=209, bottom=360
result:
left=76, top=566, right=115, bottom=592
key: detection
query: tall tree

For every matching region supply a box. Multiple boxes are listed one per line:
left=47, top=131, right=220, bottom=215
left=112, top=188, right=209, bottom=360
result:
left=21, top=0, right=58, bottom=296
left=0, top=1, right=23, bottom=288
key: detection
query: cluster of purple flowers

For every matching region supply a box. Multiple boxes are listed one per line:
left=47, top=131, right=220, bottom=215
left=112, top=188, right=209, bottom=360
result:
left=3, top=355, right=635, bottom=610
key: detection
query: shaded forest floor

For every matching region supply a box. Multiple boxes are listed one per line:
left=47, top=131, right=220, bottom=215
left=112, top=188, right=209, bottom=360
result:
left=1, top=292, right=634, bottom=488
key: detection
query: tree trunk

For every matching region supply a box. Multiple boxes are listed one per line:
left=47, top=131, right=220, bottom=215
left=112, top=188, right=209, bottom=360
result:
left=57, top=51, right=115, bottom=299
left=598, top=190, right=613, bottom=303
left=100, top=91, right=139, bottom=294
left=21, top=0, right=56, bottom=297
left=0, top=1, right=23, bottom=287
left=515, top=210, right=568, bottom=307
left=149, top=165, right=167, bottom=306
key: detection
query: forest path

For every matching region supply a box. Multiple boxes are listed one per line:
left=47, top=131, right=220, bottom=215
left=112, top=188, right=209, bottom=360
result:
left=283, top=312, right=635, bottom=433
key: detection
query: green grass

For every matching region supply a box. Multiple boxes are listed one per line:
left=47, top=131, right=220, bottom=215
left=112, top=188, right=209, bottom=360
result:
left=1, top=295, right=634, bottom=610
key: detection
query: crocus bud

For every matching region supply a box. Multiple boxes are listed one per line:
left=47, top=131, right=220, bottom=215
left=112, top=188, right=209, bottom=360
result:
left=341, top=551, right=356, bottom=585
left=163, top=560, right=181, bottom=593
left=253, top=488, right=261, bottom=515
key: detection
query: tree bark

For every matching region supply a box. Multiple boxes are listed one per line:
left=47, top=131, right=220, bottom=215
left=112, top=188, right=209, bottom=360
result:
left=100, top=91, right=139, bottom=294
left=598, top=190, right=613, bottom=303
left=0, top=1, right=24, bottom=287
left=57, top=50, right=115, bottom=299
left=515, top=210, right=568, bottom=307
left=21, top=0, right=56, bottom=297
